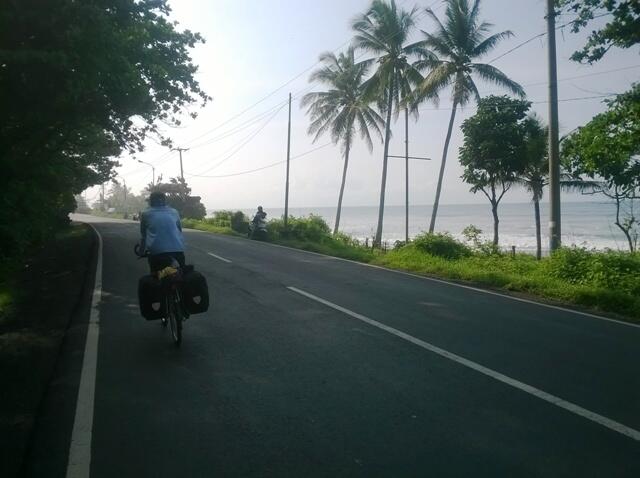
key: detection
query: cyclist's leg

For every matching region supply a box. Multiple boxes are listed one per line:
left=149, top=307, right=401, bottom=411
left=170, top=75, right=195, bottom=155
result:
left=148, top=253, right=175, bottom=274
left=172, top=252, right=186, bottom=268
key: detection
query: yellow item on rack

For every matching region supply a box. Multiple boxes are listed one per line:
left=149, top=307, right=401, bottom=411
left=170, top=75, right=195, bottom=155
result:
left=157, top=266, right=179, bottom=280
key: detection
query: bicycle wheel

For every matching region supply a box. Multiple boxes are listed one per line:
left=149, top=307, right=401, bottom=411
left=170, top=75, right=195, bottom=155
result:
left=168, top=290, right=182, bottom=346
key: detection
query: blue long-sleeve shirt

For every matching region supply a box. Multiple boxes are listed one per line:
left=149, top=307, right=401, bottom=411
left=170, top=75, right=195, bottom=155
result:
left=140, top=206, right=185, bottom=255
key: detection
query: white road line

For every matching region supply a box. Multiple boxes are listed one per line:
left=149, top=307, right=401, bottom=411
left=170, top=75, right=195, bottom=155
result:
left=207, top=252, right=232, bottom=263
left=66, top=224, right=103, bottom=478
left=246, top=239, right=640, bottom=329
left=288, top=286, right=640, bottom=442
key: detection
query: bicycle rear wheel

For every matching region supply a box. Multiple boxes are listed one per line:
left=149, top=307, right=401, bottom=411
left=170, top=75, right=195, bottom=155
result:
left=167, top=291, right=182, bottom=346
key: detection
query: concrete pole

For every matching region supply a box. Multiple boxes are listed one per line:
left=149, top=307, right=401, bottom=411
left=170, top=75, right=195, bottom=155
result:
left=284, top=92, right=292, bottom=230
left=172, top=147, right=188, bottom=181
left=547, top=0, right=562, bottom=251
left=405, top=108, right=409, bottom=243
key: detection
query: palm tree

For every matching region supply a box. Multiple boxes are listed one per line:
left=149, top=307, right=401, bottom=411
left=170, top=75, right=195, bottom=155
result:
left=352, top=0, right=424, bottom=246
left=517, top=117, right=602, bottom=258
left=412, top=0, right=525, bottom=234
left=517, top=115, right=548, bottom=260
left=302, top=48, right=385, bottom=235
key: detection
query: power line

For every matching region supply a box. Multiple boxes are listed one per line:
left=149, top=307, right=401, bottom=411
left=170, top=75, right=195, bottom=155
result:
left=122, top=1, right=445, bottom=184
left=188, top=102, right=288, bottom=149
left=187, top=103, right=287, bottom=176
left=178, top=0, right=442, bottom=150
left=186, top=141, right=334, bottom=179
left=418, top=93, right=616, bottom=112
left=187, top=83, right=317, bottom=152
left=477, top=64, right=640, bottom=97
left=180, top=2, right=444, bottom=178
left=190, top=92, right=616, bottom=179
left=120, top=149, right=174, bottom=178
left=488, top=12, right=612, bottom=64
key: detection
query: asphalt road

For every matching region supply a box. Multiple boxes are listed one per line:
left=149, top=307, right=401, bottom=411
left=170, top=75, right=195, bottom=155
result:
left=27, top=215, right=640, bottom=477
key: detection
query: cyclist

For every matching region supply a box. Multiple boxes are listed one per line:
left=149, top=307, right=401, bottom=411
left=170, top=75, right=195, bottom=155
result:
left=140, top=191, right=186, bottom=273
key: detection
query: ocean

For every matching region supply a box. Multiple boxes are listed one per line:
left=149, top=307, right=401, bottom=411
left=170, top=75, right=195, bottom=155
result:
left=253, top=202, right=634, bottom=252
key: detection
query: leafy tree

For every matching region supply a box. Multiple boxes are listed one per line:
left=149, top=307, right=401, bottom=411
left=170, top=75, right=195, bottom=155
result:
left=562, top=85, right=640, bottom=251
left=302, top=48, right=385, bottom=235
left=0, top=0, right=208, bottom=260
left=151, top=177, right=207, bottom=220
left=107, top=181, right=147, bottom=216
left=412, top=0, right=525, bottom=234
left=351, top=0, right=424, bottom=246
left=557, top=0, right=640, bottom=63
left=459, top=96, right=531, bottom=246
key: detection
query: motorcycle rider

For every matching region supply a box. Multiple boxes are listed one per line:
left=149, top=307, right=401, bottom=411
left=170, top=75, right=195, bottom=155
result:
left=140, top=191, right=186, bottom=272
left=252, top=205, right=267, bottom=224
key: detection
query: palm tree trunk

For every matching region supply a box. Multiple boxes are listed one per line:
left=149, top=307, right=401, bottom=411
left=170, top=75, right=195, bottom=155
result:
left=534, top=198, right=542, bottom=260
left=491, top=201, right=499, bottom=246
left=429, top=101, right=457, bottom=234
left=374, top=78, right=395, bottom=247
left=334, top=137, right=351, bottom=235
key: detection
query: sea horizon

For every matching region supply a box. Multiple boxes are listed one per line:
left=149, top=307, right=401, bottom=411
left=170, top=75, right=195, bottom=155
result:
left=207, top=201, right=632, bottom=253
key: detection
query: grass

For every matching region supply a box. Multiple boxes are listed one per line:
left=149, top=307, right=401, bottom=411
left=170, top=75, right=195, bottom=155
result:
left=274, top=236, right=376, bottom=262
left=181, top=218, right=241, bottom=236
left=373, top=244, right=640, bottom=321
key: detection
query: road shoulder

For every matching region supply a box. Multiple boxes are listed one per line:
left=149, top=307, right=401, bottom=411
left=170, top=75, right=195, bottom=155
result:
left=0, top=223, right=97, bottom=477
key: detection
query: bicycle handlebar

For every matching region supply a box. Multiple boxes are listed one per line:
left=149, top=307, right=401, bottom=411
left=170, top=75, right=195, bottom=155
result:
left=134, top=243, right=149, bottom=258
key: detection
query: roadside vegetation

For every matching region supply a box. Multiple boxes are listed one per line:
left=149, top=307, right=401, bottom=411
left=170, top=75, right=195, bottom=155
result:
left=376, top=235, right=640, bottom=320
left=182, top=213, right=640, bottom=321
left=0, top=224, right=94, bottom=476
left=181, top=211, right=246, bottom=237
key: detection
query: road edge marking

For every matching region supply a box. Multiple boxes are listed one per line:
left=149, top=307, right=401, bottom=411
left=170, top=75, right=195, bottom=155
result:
left=220, top=237, right=639, bottom=329
left=66, top=223, right=103, bottom=478
left=287, top=286, right=640, bottom=442
left=207, top=252, right=232, bottom=263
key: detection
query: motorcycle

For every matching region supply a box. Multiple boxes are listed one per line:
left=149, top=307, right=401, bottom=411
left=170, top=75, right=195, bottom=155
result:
left=248, top=218, right=268, bottom=240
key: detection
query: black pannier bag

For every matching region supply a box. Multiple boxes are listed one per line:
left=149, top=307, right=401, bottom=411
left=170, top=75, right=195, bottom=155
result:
left=182, top=268, right=209, bottom=315
left=138, top=274, right=164, bottom=320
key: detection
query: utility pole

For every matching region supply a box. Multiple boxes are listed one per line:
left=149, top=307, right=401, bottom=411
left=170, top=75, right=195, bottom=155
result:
left=172, top=147, right=188, bottom=180
left=547, top=0, right=561, bottom=251
left=389, top=133, right=431, bottom=243
left=100, top=183, right=105, bottom=211
left=405, top=108, right=409, bottom=243
left=284, top=92, right=292, bottom=230
left=123, top=178, right=128, bottom=215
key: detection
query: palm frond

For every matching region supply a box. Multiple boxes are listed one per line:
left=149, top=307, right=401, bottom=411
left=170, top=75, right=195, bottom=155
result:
left=472, top=30, right=513, bottom=58
left=414, top=62, right=456, bottom=101
left=470, top=63, right=525, bottom=97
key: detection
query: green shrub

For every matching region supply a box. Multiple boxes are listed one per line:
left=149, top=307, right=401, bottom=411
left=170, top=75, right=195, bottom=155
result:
left=547, top=247, right=640, bottom=295
left=181, top=218, right=236, bottom=235
left=204, top=210, right=249, bottom=234
left=462, top=224, right=483, bottom=247
left=334, top=232, right=364, bottom=248
left=393, top=240, right=408, bottom=250
left=230, top=211, right=249, bottom=233
left=268, top=215, right=331, bottom=242
left=412, top=232, right=472, bottom=259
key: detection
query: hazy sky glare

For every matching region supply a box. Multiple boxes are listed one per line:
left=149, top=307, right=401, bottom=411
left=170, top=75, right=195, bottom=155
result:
left=90, top=0, right=640, bottom=211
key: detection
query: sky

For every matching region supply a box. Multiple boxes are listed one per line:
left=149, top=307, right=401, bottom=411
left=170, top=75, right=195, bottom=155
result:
left=85, top=0, right=640, bottom=211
